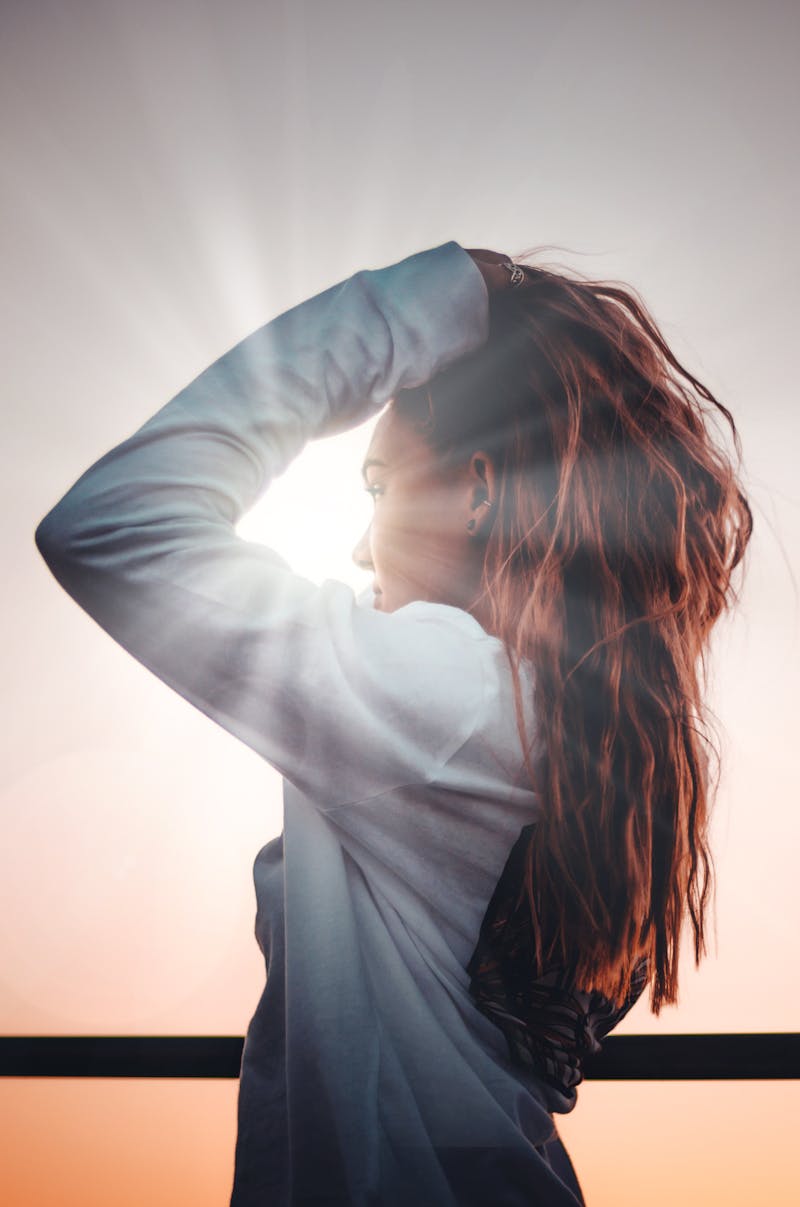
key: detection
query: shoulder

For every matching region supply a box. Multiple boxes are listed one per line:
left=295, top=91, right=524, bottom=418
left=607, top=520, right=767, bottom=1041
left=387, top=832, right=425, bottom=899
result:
left=298, top=582, right=493, bottom=805
left=337, top=585, right=491, bottom=709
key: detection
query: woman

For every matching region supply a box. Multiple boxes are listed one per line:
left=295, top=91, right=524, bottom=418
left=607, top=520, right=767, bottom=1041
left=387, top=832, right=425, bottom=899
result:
left=34, top=239, right=752, bottom=1205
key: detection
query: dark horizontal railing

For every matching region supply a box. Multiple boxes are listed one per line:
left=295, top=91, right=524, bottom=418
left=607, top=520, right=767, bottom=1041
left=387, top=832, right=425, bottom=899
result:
left=1, top=1034, right=797, bottom=1079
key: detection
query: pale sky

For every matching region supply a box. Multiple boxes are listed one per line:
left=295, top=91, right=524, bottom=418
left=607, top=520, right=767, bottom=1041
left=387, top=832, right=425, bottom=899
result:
left=1, top=1, right=798, bottom=1201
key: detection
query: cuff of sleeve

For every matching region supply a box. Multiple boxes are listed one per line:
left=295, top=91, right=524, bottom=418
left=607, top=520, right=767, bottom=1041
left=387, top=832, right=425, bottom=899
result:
left=360, top=238, right=491, bottom=394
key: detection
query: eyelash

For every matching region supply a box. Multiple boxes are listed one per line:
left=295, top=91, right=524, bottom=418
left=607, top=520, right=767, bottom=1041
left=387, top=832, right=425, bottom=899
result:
left=363, top=485, right=384, bottom=500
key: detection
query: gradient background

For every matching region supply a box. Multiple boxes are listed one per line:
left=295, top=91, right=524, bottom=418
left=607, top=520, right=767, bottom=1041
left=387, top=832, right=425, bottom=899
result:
left=2, top=0, right=798, bottom=1203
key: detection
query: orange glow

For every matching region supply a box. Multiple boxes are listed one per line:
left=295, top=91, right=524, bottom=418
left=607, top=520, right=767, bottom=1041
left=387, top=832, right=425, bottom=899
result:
left=1, top=1078, right=796, bottom=1206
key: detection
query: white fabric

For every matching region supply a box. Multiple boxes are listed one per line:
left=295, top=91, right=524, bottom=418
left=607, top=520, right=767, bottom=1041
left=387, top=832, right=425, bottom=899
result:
left=35, top=241, right=585, bottom=1205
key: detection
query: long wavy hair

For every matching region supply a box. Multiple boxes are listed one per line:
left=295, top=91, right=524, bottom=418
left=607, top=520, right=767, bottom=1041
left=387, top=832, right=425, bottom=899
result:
left=390, top=247, right=753, bottom=1014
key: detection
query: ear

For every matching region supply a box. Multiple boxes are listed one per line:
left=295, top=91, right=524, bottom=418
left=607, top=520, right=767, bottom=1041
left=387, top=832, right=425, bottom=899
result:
left=466, top=449, right=497, bottom=536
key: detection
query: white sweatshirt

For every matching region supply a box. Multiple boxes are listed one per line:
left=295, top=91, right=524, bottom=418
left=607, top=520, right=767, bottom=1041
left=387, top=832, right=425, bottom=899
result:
left=34, top=239, right=637, bottom=1206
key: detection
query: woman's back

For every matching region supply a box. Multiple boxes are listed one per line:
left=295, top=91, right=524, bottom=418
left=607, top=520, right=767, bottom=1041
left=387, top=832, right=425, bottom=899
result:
left=236, top=590, right=595, bottom=1205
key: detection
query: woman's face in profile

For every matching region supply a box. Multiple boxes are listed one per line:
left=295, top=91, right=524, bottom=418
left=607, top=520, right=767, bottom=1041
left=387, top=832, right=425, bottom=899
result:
left=352, top=408, right=482, bottom=614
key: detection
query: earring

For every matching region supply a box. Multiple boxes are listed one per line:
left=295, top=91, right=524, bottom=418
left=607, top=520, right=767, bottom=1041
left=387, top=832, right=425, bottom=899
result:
left=467, top=499, right=492, bottom=532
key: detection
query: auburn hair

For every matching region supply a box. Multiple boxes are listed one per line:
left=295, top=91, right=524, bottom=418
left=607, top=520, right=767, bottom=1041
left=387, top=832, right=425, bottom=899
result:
left=390, top=247, right=753, bottom=1014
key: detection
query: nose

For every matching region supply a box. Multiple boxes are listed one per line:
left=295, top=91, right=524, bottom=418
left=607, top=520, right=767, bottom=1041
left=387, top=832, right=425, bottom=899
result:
left=351, top=523, right=373, bottom=572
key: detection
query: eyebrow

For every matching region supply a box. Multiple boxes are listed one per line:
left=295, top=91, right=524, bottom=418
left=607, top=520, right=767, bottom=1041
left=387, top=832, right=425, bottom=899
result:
left=360, top=457, right=388, bottom=480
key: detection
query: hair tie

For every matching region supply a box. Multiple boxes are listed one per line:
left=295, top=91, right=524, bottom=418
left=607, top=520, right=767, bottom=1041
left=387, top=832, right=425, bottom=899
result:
left=501, top=260, right=526, bottom=288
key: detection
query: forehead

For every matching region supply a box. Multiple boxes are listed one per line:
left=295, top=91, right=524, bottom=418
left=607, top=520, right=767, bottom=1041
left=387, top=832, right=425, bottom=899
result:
left=365, top=408, right=429, bottom=466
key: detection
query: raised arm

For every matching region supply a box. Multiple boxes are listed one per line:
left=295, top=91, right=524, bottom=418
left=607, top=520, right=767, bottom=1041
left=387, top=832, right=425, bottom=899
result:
left=34, top=240, right=491, bottom=807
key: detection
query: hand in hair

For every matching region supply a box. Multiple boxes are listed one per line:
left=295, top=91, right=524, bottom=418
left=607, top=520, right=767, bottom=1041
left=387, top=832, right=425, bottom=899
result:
left=464, top=247, right=516, bottom=295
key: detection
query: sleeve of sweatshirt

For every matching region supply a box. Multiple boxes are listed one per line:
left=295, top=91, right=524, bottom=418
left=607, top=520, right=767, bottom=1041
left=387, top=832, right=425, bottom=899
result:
left=34, top=239, right=491, bottom=809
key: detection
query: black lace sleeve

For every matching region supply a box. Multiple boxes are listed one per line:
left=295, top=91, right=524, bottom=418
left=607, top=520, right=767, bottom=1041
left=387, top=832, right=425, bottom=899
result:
left=466, top=822, right=650, bottom=1106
